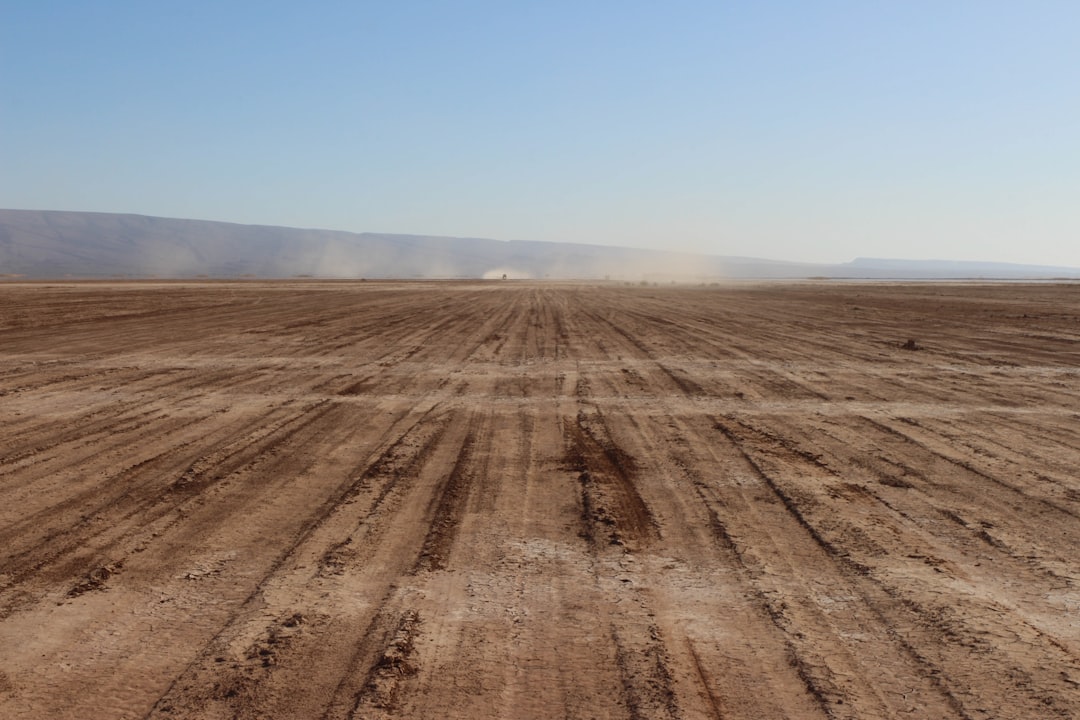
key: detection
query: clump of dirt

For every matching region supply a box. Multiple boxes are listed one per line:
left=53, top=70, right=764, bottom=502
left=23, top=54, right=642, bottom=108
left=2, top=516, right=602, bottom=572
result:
left=245, top=612, right=310, bottom=668
left=363, top=610, right=422, bottom=710
left=66, top=561, right=123, bottom=598
left=878, top=475, right=914, bottom=489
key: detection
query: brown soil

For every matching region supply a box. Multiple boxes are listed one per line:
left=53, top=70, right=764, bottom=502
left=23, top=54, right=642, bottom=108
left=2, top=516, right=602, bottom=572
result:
left=0, top=279, right=1078, bottom=719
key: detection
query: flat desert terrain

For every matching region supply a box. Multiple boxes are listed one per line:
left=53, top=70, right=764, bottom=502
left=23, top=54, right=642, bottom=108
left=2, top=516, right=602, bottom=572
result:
left=0, top=280, right=1078, bottom=720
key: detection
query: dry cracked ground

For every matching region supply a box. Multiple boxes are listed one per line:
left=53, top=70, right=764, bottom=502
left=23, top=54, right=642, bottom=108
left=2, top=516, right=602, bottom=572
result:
left=0, top=280, right=1078, bottom=719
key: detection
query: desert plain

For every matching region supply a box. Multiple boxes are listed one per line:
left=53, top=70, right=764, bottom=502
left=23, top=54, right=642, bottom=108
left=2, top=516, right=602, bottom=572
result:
left=0, top=279, right=1078, bottom=719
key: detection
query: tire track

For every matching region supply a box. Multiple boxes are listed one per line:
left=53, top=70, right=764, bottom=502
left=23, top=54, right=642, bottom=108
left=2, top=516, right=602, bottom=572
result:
left=411, top=414, right=486, bottom=573
left=564, top=408, right=659, bottom=550
left=142, top=404, right=456, bottom=720
left=563, top=371, right=679, bottom=720
left=701, top=414, right=973, bottom=718
left=0, top=401, right=339, bottom=618
left=711, top=414, right=1080, bottom=719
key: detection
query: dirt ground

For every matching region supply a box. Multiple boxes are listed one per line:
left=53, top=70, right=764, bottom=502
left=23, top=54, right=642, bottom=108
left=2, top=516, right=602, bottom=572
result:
left=0, top=280, right=1078, bottom=719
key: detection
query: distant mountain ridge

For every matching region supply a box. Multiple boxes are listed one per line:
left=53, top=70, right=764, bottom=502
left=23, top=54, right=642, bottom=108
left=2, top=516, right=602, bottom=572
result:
left=2, top=209, right=1078, bottom=280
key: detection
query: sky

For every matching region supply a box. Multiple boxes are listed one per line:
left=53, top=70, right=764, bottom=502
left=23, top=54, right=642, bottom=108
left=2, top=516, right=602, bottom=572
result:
left=2, top=1, right=1078, bottom=266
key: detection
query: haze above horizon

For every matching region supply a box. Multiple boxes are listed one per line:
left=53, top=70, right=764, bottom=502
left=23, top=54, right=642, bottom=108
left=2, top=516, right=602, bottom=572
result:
left=3, top=2, right=1077, bottom=267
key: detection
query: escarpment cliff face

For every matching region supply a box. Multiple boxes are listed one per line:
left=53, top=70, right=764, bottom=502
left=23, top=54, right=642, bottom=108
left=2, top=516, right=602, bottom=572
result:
left=3, top=208, right=1079, bottom=280
left=0, top=208, right=721, bottom=280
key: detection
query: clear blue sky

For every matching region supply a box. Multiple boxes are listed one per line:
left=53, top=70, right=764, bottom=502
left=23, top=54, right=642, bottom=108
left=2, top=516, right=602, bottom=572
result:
left=3, top=1, right=1078, bottom=266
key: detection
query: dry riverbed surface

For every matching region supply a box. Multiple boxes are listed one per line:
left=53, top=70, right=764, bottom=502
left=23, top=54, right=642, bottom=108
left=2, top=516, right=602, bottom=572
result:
left=0, top=280, right=1078, bottom=719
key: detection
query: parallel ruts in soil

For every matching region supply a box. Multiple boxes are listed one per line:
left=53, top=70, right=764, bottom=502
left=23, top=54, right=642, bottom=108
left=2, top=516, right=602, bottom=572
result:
left=0, top=280, right=1078, bottom=719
